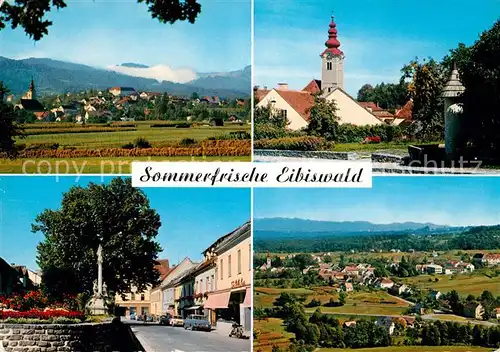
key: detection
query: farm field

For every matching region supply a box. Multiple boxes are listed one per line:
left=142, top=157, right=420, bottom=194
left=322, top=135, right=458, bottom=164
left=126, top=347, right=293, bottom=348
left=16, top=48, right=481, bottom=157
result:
left=18, top=122, right=250, bottom=149
left=316, top=346, right=493, bottom=352
left=253, top=318, right=293, bottom=352
left=2, top=121, right=251, bottom=173
left=0, top=155, right=249, bottom=174
left=254, top=286, right=410, bottom=316
left=402, top=273, right=500, bottom=296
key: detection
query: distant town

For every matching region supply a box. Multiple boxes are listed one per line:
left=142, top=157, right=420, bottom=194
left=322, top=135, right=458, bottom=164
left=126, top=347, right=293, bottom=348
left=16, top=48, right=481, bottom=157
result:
left=6, top=79, right=250, bottom=124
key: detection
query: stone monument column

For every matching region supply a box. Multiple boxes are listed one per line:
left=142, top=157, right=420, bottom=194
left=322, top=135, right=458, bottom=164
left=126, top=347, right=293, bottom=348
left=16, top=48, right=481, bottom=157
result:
left=442, top=62, right=465, bottom=160
left=87, top=244, right=108, bottom=315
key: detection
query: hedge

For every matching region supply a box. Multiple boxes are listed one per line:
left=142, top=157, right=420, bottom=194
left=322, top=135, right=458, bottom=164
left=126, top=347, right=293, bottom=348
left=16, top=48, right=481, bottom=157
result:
left=335, top=124, right=403, bottom=143
left=254, top=136, right=332, bottom=151
left=4, top=140, right=251, bottom=158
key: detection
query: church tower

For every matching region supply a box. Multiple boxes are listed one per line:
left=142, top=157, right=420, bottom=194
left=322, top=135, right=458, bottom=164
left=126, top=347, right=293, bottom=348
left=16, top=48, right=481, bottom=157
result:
left=23, top=79, right=36, bottom=100
left=321, top=15, right=344, bottom=93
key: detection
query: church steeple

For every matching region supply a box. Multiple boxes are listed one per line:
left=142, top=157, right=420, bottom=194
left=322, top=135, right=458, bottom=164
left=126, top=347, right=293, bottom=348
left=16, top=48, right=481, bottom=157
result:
left=321, top=14, right=345, bottom=93
left=23, top=78, right=36, bottom=100
left=323, top=15, right=344, bottom=57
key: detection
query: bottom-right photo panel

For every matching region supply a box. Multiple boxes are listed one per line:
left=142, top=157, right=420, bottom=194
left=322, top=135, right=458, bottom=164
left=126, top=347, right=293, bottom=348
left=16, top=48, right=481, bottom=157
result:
left=253, top=177, right=500, bottom=352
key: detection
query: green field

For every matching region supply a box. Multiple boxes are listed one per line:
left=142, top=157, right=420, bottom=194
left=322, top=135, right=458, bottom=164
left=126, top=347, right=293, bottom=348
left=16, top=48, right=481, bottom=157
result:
left=254, top=287, right=410, bottom=316
left=402, top=273, right=500, bottom=296
left=317, top=346, right=493, bottom=352
left=0, top=155, right=250, bottom=174
left=1, top=121, right=251, bottom=173
left=331, top=141, right=443, bottom=153
left=18, top=122, right=250, bottom=149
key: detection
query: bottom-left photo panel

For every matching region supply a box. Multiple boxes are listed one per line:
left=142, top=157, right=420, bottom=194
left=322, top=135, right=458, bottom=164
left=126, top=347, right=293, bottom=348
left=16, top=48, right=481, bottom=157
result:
left=0, top=176, right=252, bottom=352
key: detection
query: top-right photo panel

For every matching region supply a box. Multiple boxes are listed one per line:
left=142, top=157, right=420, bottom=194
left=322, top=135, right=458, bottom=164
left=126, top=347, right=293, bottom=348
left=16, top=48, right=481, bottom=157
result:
left=253, top=0, right=500, bottom=174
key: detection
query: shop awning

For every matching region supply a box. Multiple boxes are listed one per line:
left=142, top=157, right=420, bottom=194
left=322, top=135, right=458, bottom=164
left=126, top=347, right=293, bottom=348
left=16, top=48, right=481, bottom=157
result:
left=184, top=306, right=201, bottom=311
left=204, top=291, right=231, bottom=309
left=243, top=287, right=251, bottom=306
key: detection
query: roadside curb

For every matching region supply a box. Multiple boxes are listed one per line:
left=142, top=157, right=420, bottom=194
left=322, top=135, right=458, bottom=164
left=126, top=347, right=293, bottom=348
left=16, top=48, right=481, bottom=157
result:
left=130, top=326, right=156, bottom=352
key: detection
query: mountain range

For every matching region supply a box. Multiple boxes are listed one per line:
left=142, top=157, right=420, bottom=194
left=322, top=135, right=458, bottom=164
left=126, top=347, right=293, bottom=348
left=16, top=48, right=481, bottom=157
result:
left=0, top=57, right=251, bottom=98
left=254, top=218, right=466, bottom=239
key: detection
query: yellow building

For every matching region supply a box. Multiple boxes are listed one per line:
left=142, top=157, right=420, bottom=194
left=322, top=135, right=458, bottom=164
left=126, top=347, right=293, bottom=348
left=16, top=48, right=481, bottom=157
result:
left=115, top=259, right=170, bottom=319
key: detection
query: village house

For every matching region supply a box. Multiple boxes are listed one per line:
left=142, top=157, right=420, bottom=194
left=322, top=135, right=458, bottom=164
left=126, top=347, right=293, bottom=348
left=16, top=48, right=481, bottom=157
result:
left=495, top=307, right=500, bottom=319
left=204, top=222, right=251, bottom=334
left=390, top=284, right=411, bottom=296
left=160, top=257, right=197, bottom=317
left=474, top=253, right=500, bottom=267
left=343, top=282, right=354, bottom=292
left=259, top=253, right=272, bottom=271
left=426, top=264, right=443, bottom=274
left=115, top=259, right=170, bottom=319
left=464, top=303, right=484, bottom=320
left=342, top=265, right=360, bottom=277
left=108, top=86, right=137, bottom=97
left=375, top=317, right=396, bottom=335
left=343, top=321, right=356, bottom=328
left=375, top=278, right=394, bottom=289
left=255, top=16, right=391, bottom=131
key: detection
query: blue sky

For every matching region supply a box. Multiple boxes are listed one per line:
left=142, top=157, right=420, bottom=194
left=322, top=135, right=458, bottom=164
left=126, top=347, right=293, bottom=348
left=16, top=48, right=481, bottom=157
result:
left=0, top=0, right=250, bottom=79
left=254, top=177, right=500, bottom=227
left=255, top=0, right=500, bottom=95
left=0, top=176, right=250, bottom=271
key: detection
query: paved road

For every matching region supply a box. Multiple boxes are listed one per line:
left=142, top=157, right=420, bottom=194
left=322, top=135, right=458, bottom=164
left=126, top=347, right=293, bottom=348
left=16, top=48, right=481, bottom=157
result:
left=129, top=324, right=251, bottom=352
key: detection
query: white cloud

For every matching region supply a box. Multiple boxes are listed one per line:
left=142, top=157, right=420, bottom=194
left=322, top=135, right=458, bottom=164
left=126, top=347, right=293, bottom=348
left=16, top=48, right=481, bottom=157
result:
left=106, top=64, right=198, bottom=84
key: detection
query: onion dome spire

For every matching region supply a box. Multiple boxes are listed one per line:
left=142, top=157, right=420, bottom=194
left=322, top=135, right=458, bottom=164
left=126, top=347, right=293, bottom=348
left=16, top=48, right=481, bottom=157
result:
left=322, top=14, right=344, bottom=57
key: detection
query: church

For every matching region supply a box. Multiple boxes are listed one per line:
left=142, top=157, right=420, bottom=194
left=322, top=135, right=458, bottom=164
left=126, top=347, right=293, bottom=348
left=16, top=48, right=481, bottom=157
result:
left=15, top=79, right=45, bottom=115
left=255, top=16, right=411, bottom=130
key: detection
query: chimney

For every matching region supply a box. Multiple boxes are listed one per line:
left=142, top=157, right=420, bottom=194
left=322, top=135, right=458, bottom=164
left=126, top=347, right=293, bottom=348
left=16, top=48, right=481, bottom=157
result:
left=276, top=83, right=288, bottom=91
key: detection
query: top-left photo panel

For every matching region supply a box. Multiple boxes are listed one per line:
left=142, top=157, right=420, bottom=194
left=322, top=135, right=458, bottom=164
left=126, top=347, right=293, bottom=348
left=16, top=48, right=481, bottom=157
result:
left=0, top=0, right=252, bottom=174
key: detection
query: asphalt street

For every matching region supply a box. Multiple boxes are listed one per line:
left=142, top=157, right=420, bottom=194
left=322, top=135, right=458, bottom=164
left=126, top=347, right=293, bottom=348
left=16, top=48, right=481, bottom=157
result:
left=129, top=323, right=251, bottom=352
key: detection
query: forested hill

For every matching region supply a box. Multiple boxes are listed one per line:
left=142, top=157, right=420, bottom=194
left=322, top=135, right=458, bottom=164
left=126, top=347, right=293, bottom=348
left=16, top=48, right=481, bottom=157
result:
left=254, top=225, right=500, bottom=253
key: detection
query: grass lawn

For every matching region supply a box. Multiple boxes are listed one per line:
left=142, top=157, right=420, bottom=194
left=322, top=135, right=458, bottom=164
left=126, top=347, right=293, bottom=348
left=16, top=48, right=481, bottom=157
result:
left=317, top=346, right=493, bottom=352
left=332, top=141, right=442, bottom=153
left=254, top=287, right=410, bottom=316
left=18, top=123, right=250, bottom=149
left=402, top=273, right=500, bottom=296
left=0, top=155, right=250, bottom=174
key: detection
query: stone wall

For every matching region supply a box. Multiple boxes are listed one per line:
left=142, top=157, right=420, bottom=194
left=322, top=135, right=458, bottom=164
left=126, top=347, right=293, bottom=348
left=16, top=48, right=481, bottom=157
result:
left=0, top=321, right=141, bottom=352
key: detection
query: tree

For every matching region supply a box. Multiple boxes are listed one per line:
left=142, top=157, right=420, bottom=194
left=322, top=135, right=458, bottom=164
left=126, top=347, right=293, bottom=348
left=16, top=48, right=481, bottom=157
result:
left=41, top=266, right=79, bottom=300
left=457, top=20, right=500, bottom=157
left=306, top=93, right=339, bottom=141
left=401, top=58, right=448, bottom=141
left=191, top=92, right=199, bottom=100
left=32, top=178, right=162, bottom=296
left=357, top=84, right=374, bottom=102
left=0, top=0, right=201, bottom=41
left=0, top=84, right=24, bottom=157
left=339, top=292, right=347, bottom=306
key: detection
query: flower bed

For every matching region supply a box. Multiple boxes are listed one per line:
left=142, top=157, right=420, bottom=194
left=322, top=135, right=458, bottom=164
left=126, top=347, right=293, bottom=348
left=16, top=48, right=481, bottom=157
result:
left=0, top=309, right=84, bottom=320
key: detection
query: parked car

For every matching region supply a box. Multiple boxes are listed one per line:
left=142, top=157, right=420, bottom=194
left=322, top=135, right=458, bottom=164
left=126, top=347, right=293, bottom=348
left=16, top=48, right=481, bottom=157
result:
left=170, top=316, right=184, bottom=327
left=130, top=313, right=136, bottom=320
left=159, top=314, right=171, bottom=325
left=184, top=314, right=211, bottom=331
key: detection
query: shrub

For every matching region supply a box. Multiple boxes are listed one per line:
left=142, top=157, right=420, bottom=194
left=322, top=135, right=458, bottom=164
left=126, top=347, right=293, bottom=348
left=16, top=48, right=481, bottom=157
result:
left=3, top=140, right=251, bottom=158
left=134, top=137, right=152, bottom=149
left=122, top=142, right=134, bottom=149
left=179, top=138, right=197, bottom=146
left=207, top=131, right=251, bottom=141
left=254, top=136, right=332, bottom=151
left=254, top=123, right=289, bottom=140
left=335, top=124, right=403, bottom=143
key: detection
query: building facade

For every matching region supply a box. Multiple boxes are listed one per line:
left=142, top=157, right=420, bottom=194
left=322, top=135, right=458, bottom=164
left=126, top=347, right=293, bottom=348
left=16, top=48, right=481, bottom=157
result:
left=161, top=257, right=197, bottom=316
left=204, top=222, right=252, bottom=332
